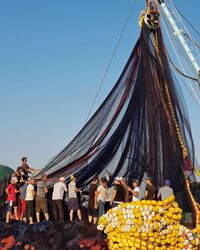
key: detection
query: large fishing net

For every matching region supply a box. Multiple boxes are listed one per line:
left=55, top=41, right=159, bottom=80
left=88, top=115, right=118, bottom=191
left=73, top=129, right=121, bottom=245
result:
left=37, top=22, right=198, bottom=209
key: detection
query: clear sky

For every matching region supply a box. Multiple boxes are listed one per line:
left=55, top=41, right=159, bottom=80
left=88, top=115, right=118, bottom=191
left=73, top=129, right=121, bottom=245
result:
left=0, top=1, right=200, bottom=170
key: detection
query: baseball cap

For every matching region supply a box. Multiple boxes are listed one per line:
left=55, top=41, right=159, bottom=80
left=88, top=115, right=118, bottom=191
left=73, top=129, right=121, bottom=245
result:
left=146, top=177, right=152, bottom=182
left=70, top=175, right=75, bottom=181
left=11, top=177, right=18, bottom=182
left=41, top=174, right=47, bottom=179
left=164, top=179, right=171, bottom=185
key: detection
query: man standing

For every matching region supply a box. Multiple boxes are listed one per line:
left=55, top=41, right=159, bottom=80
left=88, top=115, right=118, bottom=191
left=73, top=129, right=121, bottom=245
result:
left=25, top=178, right=35, bottom=224
left=68, top=175, right=82, bottom=222
left=5, top=177, right=17, bottom=224
left=95, top=178, right=108, bottom=217
left=35, top=174, right=49, bottom=222
left=12, top=167, right=22, bottom=220
left=52, top=177, right=68, bottom=222
left=21, top=157, right=37, bottom=177
left=110, top=177, right=126, bottom=208
left=144, top=177, right=155, bottom=200
left=88, top=176, right=99, bottom=224
left=128, top=180, right=140, bottom=201
left=157, top=180, right=174, bottom=200
left=19, top=176, right=28, bottom=221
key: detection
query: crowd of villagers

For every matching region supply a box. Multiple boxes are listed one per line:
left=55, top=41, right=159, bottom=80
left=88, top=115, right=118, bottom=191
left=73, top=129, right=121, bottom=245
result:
left=5, top=156, right=193, bottom=225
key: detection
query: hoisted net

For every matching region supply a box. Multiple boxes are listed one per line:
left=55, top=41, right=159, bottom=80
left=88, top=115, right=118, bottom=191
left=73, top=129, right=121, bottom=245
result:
left=37, top=22, right=198, bottom=210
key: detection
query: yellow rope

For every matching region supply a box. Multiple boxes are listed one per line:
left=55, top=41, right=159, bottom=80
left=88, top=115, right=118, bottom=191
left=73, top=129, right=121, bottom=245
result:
left=194, top=166, right=200, bottom=176
left=152, top=32, right=200, bottom=225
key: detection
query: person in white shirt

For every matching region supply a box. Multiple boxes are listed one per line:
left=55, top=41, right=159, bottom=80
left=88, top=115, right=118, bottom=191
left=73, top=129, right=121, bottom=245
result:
left=128, top=179, right=140, bottom=202
left=95, top=178, right=108, bottom=217
left=25, top=178, right=35, bottom=224
left=52, top=177, right=67, bottom=222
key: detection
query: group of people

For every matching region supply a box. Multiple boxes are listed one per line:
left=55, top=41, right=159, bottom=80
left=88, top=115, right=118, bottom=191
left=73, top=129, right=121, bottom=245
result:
left=86, top=175, right=174, bottom=224
left=6, top=157, right=174, bottom=225
left=5, top=157, right=85, bottom=224
left=6, top=165, right=49, bottom=224
left=5, top=161, right=82, bottom=224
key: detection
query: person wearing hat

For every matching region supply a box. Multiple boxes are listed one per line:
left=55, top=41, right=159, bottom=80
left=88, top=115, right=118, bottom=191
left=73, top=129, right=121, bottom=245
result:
left=68, top=175, right=82, bottom=221
left=157, top=180, right=174, bottom=201
left=144, top=177, right=155, bottom=200
left=110, top=177, right=126, bottom=208
left=128, top=180, right=140, bottom=202
left=52, top=177, right=68, bottom=222
left=5, top=177, right=17, bottom=223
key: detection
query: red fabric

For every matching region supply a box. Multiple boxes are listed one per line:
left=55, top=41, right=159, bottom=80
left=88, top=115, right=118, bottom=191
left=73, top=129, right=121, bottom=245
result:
left=91, top=244, right=102, bottom=250
left=183, top=158, right=193, bottom=171
left=7, top=184, right=16, bottom=202
left=0, top=235, right=15, bottom=250
left=19, top=198, right=26, bottom=216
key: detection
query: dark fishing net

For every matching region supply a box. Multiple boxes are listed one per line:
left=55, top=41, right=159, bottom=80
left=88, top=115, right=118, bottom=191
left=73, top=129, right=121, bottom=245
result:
left=0, top=165, right=14, bottom=219
left=37, top=22, right=197, bottom=209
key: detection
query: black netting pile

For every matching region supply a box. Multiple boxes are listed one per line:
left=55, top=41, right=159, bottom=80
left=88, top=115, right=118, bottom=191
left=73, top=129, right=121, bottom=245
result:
left=37, top=22, right=198, bottom=208
left=0, top=221, right=107, bottom=250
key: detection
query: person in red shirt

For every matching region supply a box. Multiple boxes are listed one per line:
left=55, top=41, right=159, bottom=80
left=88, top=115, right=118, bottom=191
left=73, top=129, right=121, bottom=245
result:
left=6, top=177, right=17, bottom=224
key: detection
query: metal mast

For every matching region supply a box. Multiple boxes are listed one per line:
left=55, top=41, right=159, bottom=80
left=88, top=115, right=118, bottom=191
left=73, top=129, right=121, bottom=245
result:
left=157, top=0, right=200, bottom=78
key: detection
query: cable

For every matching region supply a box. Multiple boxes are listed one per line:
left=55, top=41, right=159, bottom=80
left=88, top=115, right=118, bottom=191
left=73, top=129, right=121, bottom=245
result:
left=84, top=0, right=138, bottom=124
left=174, top=6, right=200, bottom=37
left=159, top=10, right=200, bottom=107
left=166, top=50, right=200, bottom=83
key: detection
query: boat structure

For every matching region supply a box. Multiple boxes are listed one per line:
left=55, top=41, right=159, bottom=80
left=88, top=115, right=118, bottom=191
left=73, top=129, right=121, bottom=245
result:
left=34, top=0, right=200, bottom=249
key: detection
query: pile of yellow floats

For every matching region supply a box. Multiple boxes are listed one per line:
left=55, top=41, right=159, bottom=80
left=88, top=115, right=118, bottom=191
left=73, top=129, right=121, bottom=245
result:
left=97, top=196, right=200, bottom=250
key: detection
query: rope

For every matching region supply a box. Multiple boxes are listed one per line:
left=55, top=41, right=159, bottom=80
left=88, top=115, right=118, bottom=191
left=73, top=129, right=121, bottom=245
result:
left=84, top=0, right=138, bottom=124
left=194, top=166, right=200, bottom=177
left=174, top=6, right=200, bottom=37
left=160, top=11, right=200, bottom=107
left=152, top=31, right=200, bottom=225
left=166, top=50, right=200, bottom=83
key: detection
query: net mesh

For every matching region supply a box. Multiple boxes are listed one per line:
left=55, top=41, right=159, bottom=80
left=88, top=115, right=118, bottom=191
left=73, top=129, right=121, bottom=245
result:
left=37, top=23, right=197, bottom=208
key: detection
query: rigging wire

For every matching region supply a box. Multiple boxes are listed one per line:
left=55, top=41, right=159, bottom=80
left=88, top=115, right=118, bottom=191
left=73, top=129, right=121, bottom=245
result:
left=174, top=6, right=200, bottom=37
left=159, top=10, right=200, bottom=107
left=166, top=50, right=200, bottom=83
left=84, top=0, right=137, bottom=124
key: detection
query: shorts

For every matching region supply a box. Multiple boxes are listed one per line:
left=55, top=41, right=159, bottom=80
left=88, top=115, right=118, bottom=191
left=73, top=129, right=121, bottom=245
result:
left=68, top=198, right=80, bottom=210
left=13, top=192, right=19, bottom=207
left=35, top=196, right=48, bottom=213
left=7, top=201, right=13, bottom=212
left=25, top=200, right=34, bottom=218
left=13, top=199, right=18, bottom=207
left=88, top=203, right=98, bottom=217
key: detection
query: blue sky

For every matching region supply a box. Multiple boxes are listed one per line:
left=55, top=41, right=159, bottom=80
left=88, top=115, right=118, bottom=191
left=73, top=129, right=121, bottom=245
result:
left=0, top=1, right=199, bottom=170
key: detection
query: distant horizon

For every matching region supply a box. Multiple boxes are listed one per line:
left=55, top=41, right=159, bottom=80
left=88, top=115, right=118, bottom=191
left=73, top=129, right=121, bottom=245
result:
left=0, top=1, right=200, bottom=172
